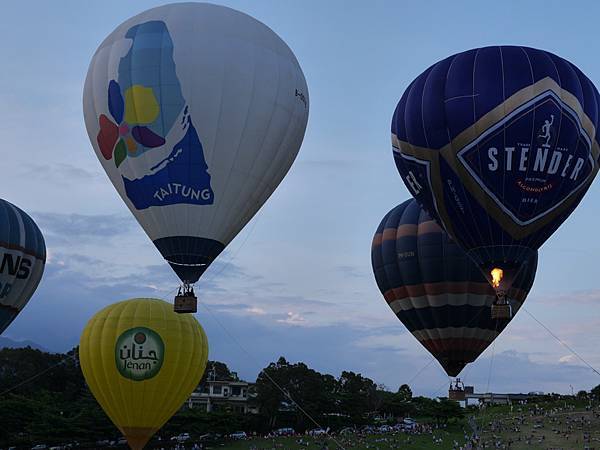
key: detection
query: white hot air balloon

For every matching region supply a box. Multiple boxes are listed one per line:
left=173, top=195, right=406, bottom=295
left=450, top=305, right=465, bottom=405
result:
left=83, top=3, right=309, bottom=311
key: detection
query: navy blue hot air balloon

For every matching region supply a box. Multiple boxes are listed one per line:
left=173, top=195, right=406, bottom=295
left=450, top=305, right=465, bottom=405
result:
left=371, top=199, right=537, bottom=377
left=0, top=200, right=46, bottom=334
left=392, top=46, right=599, bottom=300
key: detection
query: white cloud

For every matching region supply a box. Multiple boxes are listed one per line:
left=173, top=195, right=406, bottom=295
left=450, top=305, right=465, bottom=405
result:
left=245, top=306, right=267, bottom=316
left=532, top=289, right=600, bottom=306
left=277, top=312, right=306, bottom=326
left=559, top=355, right=577, bottom=364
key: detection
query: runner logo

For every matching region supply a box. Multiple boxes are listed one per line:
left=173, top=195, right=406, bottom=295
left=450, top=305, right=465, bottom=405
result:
left=537, top=114, right=555, bottom=148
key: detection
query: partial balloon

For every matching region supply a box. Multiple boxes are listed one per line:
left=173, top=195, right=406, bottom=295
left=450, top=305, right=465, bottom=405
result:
left=371, top=199, right=537, bottom=376
left=0, top=199, right=45, bottom=334
left=392, top=46, right=599, bottom=294
left=79, top=298, right=208, bottom=450
left=83, top=3, right=309, bottom=285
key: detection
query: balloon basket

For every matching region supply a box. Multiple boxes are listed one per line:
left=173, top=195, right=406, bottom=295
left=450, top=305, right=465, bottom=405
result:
left=174, top=292, right=197, bottom=313
left=449, top=378, right=465, bottom=401
left=449, top=388, right=466, bottom=401
left=491, top=303, right=511, bottom=320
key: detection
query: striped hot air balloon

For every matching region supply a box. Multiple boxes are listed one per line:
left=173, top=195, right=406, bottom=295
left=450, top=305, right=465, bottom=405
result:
left=0, top=199, right=45, bottom=334
left=371, top=199, right=537, bottom=377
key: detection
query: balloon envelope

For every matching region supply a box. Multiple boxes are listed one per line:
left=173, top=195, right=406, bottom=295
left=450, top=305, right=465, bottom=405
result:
left=392, top=46, right=599, bottom=288
left=83, top=3, right=309, bottom=283
left=371, top=199, right=537, bottom=376
left=79, top=298, right=208, bottom=449
left=0, top=199, right=45, bottom=334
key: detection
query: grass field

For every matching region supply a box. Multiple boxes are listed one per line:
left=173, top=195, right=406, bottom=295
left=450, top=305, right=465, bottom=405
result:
left=220, top=429, right=464, bottom=450
left=211, top=402, right=600, bottom=449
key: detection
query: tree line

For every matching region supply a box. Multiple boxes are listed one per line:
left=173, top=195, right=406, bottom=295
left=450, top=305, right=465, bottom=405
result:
left=0, top=347, right=464, bottom=447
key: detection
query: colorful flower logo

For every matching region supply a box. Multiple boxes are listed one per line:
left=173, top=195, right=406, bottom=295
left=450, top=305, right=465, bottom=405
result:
left=97, top=80, right=166, bottom=167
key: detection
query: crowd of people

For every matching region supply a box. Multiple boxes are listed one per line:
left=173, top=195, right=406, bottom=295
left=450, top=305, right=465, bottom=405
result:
left=461, top=402, right=600, bottom=449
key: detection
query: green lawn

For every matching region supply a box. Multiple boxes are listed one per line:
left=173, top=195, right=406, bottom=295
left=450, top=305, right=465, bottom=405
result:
left=220, top=427, right=465, bottom=449
left=215, top=402, right=600, bottom=449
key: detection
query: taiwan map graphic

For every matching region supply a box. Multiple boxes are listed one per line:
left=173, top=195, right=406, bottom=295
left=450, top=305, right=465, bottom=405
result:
left=96, top=20, right=214, bottom=210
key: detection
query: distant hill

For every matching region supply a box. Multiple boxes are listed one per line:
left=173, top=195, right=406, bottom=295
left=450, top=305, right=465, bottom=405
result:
left=0, top=336, right=47, bottom=352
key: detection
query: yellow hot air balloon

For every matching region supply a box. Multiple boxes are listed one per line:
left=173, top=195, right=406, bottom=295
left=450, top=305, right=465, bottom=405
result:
left=79, top=298, right=208, bottom=449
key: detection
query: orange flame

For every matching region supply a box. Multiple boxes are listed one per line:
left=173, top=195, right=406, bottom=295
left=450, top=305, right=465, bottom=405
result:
left=491, top=267, right=504, bottom=289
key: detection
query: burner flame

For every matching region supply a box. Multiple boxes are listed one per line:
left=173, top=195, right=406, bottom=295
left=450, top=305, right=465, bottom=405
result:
left=491, top=267, right=504, bottom=289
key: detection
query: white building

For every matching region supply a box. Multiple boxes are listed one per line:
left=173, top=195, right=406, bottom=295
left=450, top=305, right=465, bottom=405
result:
left=186, top=377, right=259, bottom=414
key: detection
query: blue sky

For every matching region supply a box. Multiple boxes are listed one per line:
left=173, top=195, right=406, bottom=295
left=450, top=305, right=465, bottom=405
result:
left=2, top=0, right=600, bottom=396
